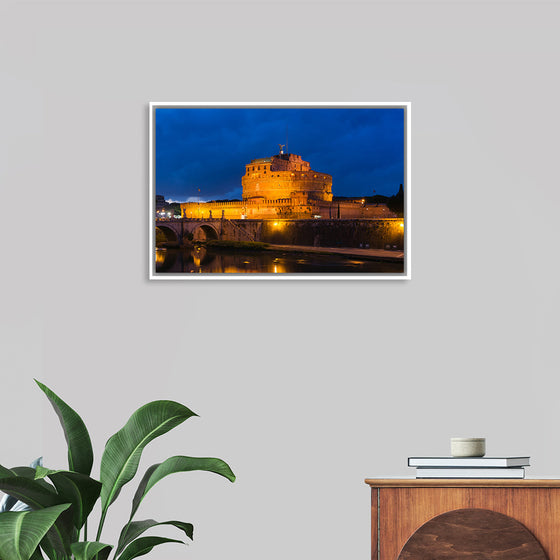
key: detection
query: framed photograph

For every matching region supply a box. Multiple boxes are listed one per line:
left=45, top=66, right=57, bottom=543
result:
left=149, top=102, right=410, bottom=280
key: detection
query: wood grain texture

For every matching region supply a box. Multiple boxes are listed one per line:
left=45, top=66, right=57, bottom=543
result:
left=371, top=487, right=378, bottom=560
left=397, top=508, right=547, bottom=560
left=377, top=487, right=560, bottom=560
left=365, top=478, right=560, bottom=488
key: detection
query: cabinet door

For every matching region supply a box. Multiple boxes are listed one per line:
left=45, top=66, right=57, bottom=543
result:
left=377, top=487, right=560, bottom=560
left=397, top=508, right=546, bottom=559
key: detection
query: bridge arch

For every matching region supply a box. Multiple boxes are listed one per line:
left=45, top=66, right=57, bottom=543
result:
left=155, top=225, right=180, bottom=246
left=193, top=224, right=219, bottom=242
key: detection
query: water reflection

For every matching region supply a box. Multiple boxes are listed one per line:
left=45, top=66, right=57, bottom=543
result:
left=155, top=246, right=403, bottom=274
left=192, top=246, right=214, bottom=267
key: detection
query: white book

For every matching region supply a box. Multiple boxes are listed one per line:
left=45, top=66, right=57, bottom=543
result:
left=415, top=467, right=525, bottom=479
left=408, top=457, right=530, bottom=468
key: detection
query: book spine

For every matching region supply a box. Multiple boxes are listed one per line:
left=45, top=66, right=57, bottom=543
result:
left=408, top=458, right=530, bottom=468
left=415, top=468, right=525, bottom=479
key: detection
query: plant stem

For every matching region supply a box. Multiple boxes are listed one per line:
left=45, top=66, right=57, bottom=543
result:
left=96, top=509, right=108, bottom=541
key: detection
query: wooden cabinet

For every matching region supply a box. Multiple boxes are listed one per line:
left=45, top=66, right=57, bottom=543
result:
left=365, top=479, right=560, bottom=560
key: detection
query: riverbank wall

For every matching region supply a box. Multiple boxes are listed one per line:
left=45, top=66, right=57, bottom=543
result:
left=259, top=219, right=404, bottom=250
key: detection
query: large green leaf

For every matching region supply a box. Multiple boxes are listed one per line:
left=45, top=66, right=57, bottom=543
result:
left=117, top=536, right=184, bottom=560
left=36, top=536, right=56, bottom=560
left=0, top=464, right=14, bottom=478
left=130, top=456, right=235, bottom=520
left=98, top=401, right=196, bottom=521
left=0, top=465, right=20, bottom=512
left=34, top=467, right=101, bottom=530
left=11, top=467, right=40, bottom=479
left=11, top=468, right=53, bottom=493
left=41, top=515, right=75, bottom=560
left=71, top=541, right=112, bottom=560
left=35, top=380, right=93, bottom=476
left=0, top=503, right=70, bottom=560
left=0, top=477, right=60, bottom=510
left=0, top=476, right=75, bottom=557
left=115, top=519, right=193, bottom=556
left=29, top=547, right=44, bottom=560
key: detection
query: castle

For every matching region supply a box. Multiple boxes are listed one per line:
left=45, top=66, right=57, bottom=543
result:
left=180, top=149, right=395, bottom=220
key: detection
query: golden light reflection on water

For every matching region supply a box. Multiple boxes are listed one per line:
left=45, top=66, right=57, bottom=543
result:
left=155, top=249, right=166, bottom=266
left=155, top=246, right=403, bottom=274
left=192, top=246, right=213, bottom=267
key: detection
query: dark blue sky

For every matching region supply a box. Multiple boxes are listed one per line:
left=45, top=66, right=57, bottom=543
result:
left=155, top=107, right=404, bottom=201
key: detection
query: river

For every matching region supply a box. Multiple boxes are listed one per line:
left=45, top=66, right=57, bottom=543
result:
left=155, top=246, right=403, bottom=275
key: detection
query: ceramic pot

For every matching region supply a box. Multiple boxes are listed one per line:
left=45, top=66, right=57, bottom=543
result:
left=451, top=437, right=486, bottom=457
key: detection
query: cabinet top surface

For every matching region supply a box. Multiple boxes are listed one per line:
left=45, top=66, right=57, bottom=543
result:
left=365, top=478, right=560, bottom=488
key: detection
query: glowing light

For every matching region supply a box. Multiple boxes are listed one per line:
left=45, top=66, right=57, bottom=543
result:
left=399, top=222, right=404, bottom=228
left=272, top=263, right=286, bottom=273
left=155, top=250, right=166, bottom=266
left=273, top=222, right=279, bottom=227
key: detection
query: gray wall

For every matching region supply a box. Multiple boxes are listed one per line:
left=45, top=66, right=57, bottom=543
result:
left=2, top=1, right=559, bottom=559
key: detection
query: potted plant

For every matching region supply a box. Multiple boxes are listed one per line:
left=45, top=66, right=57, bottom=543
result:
left=0, top=380, right=235, bottom=560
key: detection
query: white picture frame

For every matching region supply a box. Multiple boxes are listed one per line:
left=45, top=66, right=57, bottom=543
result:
left=149, top=102, right=411, bottom=280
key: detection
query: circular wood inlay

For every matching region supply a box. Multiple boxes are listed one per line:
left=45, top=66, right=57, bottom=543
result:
left=398, top=508, right=547, bottom=560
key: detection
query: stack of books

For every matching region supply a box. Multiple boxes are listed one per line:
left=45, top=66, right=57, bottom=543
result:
left=408, top=456, right=530, bottom=478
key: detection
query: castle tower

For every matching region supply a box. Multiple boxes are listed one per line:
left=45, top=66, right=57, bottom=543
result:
left=242, top=152, right=333, bottom=202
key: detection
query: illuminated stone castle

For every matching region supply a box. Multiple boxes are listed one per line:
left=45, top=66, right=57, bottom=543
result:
left=180, top=149, right=395, bottom=220
left=243, top=151, right=333, bottom=203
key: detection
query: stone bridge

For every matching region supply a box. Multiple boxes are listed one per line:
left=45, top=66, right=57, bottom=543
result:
left=155, top=218, right=263, bottom=245
left=156, top=217, right=405, bottom=250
